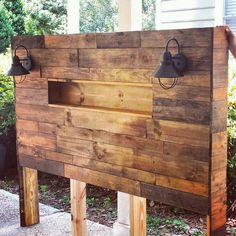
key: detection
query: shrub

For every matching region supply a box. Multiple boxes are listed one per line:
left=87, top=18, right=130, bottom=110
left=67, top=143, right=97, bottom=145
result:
left=0, top=3, right=14, bottom=53
left=0, top=73, right=15, bottom=135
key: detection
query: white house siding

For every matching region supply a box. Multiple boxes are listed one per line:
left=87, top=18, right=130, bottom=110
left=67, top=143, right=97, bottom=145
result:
left=225, top=0, right=236, bottom=32
left=155, top=0, right=236, bottom=30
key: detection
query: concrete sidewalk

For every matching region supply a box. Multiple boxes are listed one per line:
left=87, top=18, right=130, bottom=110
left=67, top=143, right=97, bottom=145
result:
left=0, top=189, right=113, bottom=236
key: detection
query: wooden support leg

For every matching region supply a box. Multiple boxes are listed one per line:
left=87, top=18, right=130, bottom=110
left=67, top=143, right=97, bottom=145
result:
left=70, top=179, right=86, bottom=236
left=130, top=196, right=146, bottom=236
left=19, top=167, right=39, bottom=227
left=207, top=213, right=226, bottom=236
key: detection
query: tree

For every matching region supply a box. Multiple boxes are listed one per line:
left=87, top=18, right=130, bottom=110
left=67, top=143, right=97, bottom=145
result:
left=1, top=0, right=26, bottom=36
left=0, top=3, right=13, bottom=53
left=80, top=0, right=117, bottom=33
left=24, top=0, right=67, bottom=35
left=142, top=0, right=156, bottom=30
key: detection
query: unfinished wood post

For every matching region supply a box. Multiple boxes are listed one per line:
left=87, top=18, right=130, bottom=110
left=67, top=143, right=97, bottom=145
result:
left=206, top=27, right=228, bottom=236
left=70, top=179, right=87, bottom=236
left=19, top=167, right=39, bottom=227
left=130, top=196, right=147, bottom=236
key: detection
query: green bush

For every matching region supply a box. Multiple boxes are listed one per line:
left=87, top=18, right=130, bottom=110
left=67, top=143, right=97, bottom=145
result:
left=0, top=3, right=14, bottom=53
left=0, top=73, right=15, bottom=135
left=227, top=64, right=236, bottom=215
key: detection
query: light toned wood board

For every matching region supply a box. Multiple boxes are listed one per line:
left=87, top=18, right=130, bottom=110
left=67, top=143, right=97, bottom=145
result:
left=57, top=135, right=93, bottom=158
left=16, top=119, right=38, bottom=132
left=72, top=154, right=155, bottom=184
left=45, top=150, right=73, bottom=164
left=96, top=31, right=141, bottom=48
left=211, top=168, right=226, bottom=194
left=153, top=98, right=211, bottom=125
left=15, top=88, right=48, bottom=106
left=212, top=64, right=228, bottom=88
left=70, top=179, right=87, bottom=236
left=212, top=100, right=228, bottom=120
left=38, top=122, right=57, bottom=135
left=211, top=131, right=227, bottom=156
left=211, top=152, right=227, bottom=171
left=212, top=118, right=227, bottom=133
left=16, top=77, right=48, bottom=89
left=155, top=174, right=208, bottom=197
left=79, top=48, right=141, bottom=69
left=48, top=81, right=153, bottom=113
left=45, top=34, right=96, bottom=49
left=163, top=141, right=209, bottom=162
left=141, top=28, right=212, bottom=48
left=16, top=104, right=65, bottom=125
left=153, top=84, right=210, bottom=102
left=57, top=133, right=208, bottom=183
left=64, top=164, right=141, bottom=196
left=17, top=49, right=78, bottom=67
left=18, top=144, right=46, bottom=158
left=130, top=196, right=146, bottom=236
left=18, top=130, right=56, bottom=151
left=57, top=125, right=164, bottom=156
left=147, top=119, right=210, bottom=147
left=19, top=167, right=39, bottom=226
left=49, top=103, right=151, bottom=118
left=42, top=67, right=90, bottom=80
left=42, top=67, right=153, bottom=83
left=213, top=26, right=228, bottom=49
left=79, top=47, right=211, bottom=71
left=65, top=108, right=148, bottom=137
left=212, top=87, right=228, bottom=101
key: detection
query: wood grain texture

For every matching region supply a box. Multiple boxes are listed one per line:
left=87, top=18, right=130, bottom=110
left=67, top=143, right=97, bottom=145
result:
left=70, top=180, right=87, bottom=236
left=45, top=34, right=96, bottom=49
left=130, top=196, right=146, bottom=236
left=19, top=167, right=39, bottom=227
left=14, top=28, right=228, bottom=221
left=12, top=35, right=44, bottom=49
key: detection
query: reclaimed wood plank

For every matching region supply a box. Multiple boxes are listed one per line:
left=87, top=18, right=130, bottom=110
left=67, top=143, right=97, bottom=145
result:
left=18, top=49, right=78, bottom=67
left=19, top=155, right=64, bottom=177
left=141, top=183, right=208, bottom=214
left=153, top=98, right=211, bottom=124
left=65, top=108, right=148, bottom=137
left=16, top=104, right=65, bottom=125
left=19, top=167, right=39, bottom=226
left=45, top=34, right=96, bottom=49
left=155, top=174, right=208, bottom=197
left=15, top=88, right=48, bottom=106
left=18, top=130, right=56, bottom=150
left=141, top=28, right=212, bottom=48
left=48, top=81, right=153, bottom=114
left=64, top=164, right=141, bottom=196
left=147, top=119, right=209, bottom=147
left=96, top=31, right=140, bottom=48
left=12, top=35, right=45, bottom=49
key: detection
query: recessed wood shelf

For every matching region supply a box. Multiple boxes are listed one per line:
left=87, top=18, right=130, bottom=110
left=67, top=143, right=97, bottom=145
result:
left=48, top=80, right=153, bottom=115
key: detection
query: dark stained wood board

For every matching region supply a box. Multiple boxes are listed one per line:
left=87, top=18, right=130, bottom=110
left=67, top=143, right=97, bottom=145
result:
left=13, top=27, right=228, bottom=234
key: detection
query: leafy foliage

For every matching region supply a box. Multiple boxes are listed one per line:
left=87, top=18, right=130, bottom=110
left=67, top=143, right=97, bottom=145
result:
left=227, top=65, right=236, bottom=216
left=0, top=3, right=13, bottom=53
left=24, top=0, right=67, bottom=35
left=1, top=0, right=26, bottom=35
left=80, top=0, right=117, bottom=33
left=0, top=72, right=15, bottom=135
left=142, top=0, right=156, bottom=30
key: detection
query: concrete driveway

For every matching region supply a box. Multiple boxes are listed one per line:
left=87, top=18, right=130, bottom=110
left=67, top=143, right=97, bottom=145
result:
left=0, top=189, right=113, bottom=236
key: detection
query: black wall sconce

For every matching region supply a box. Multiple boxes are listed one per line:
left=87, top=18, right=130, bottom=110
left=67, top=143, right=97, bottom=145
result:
left=153, top=38, right=187, bottom=89
left=7, top=45, right=32, bottom=84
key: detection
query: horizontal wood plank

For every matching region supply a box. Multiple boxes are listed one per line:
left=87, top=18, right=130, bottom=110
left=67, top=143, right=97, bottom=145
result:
left=141, top=183, right=208, bottom=214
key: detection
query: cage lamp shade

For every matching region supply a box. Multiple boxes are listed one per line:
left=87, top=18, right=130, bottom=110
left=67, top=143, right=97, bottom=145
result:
left=7, top=55, right=30, bottom=76
left=153, top=38, right=187, bottom=89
